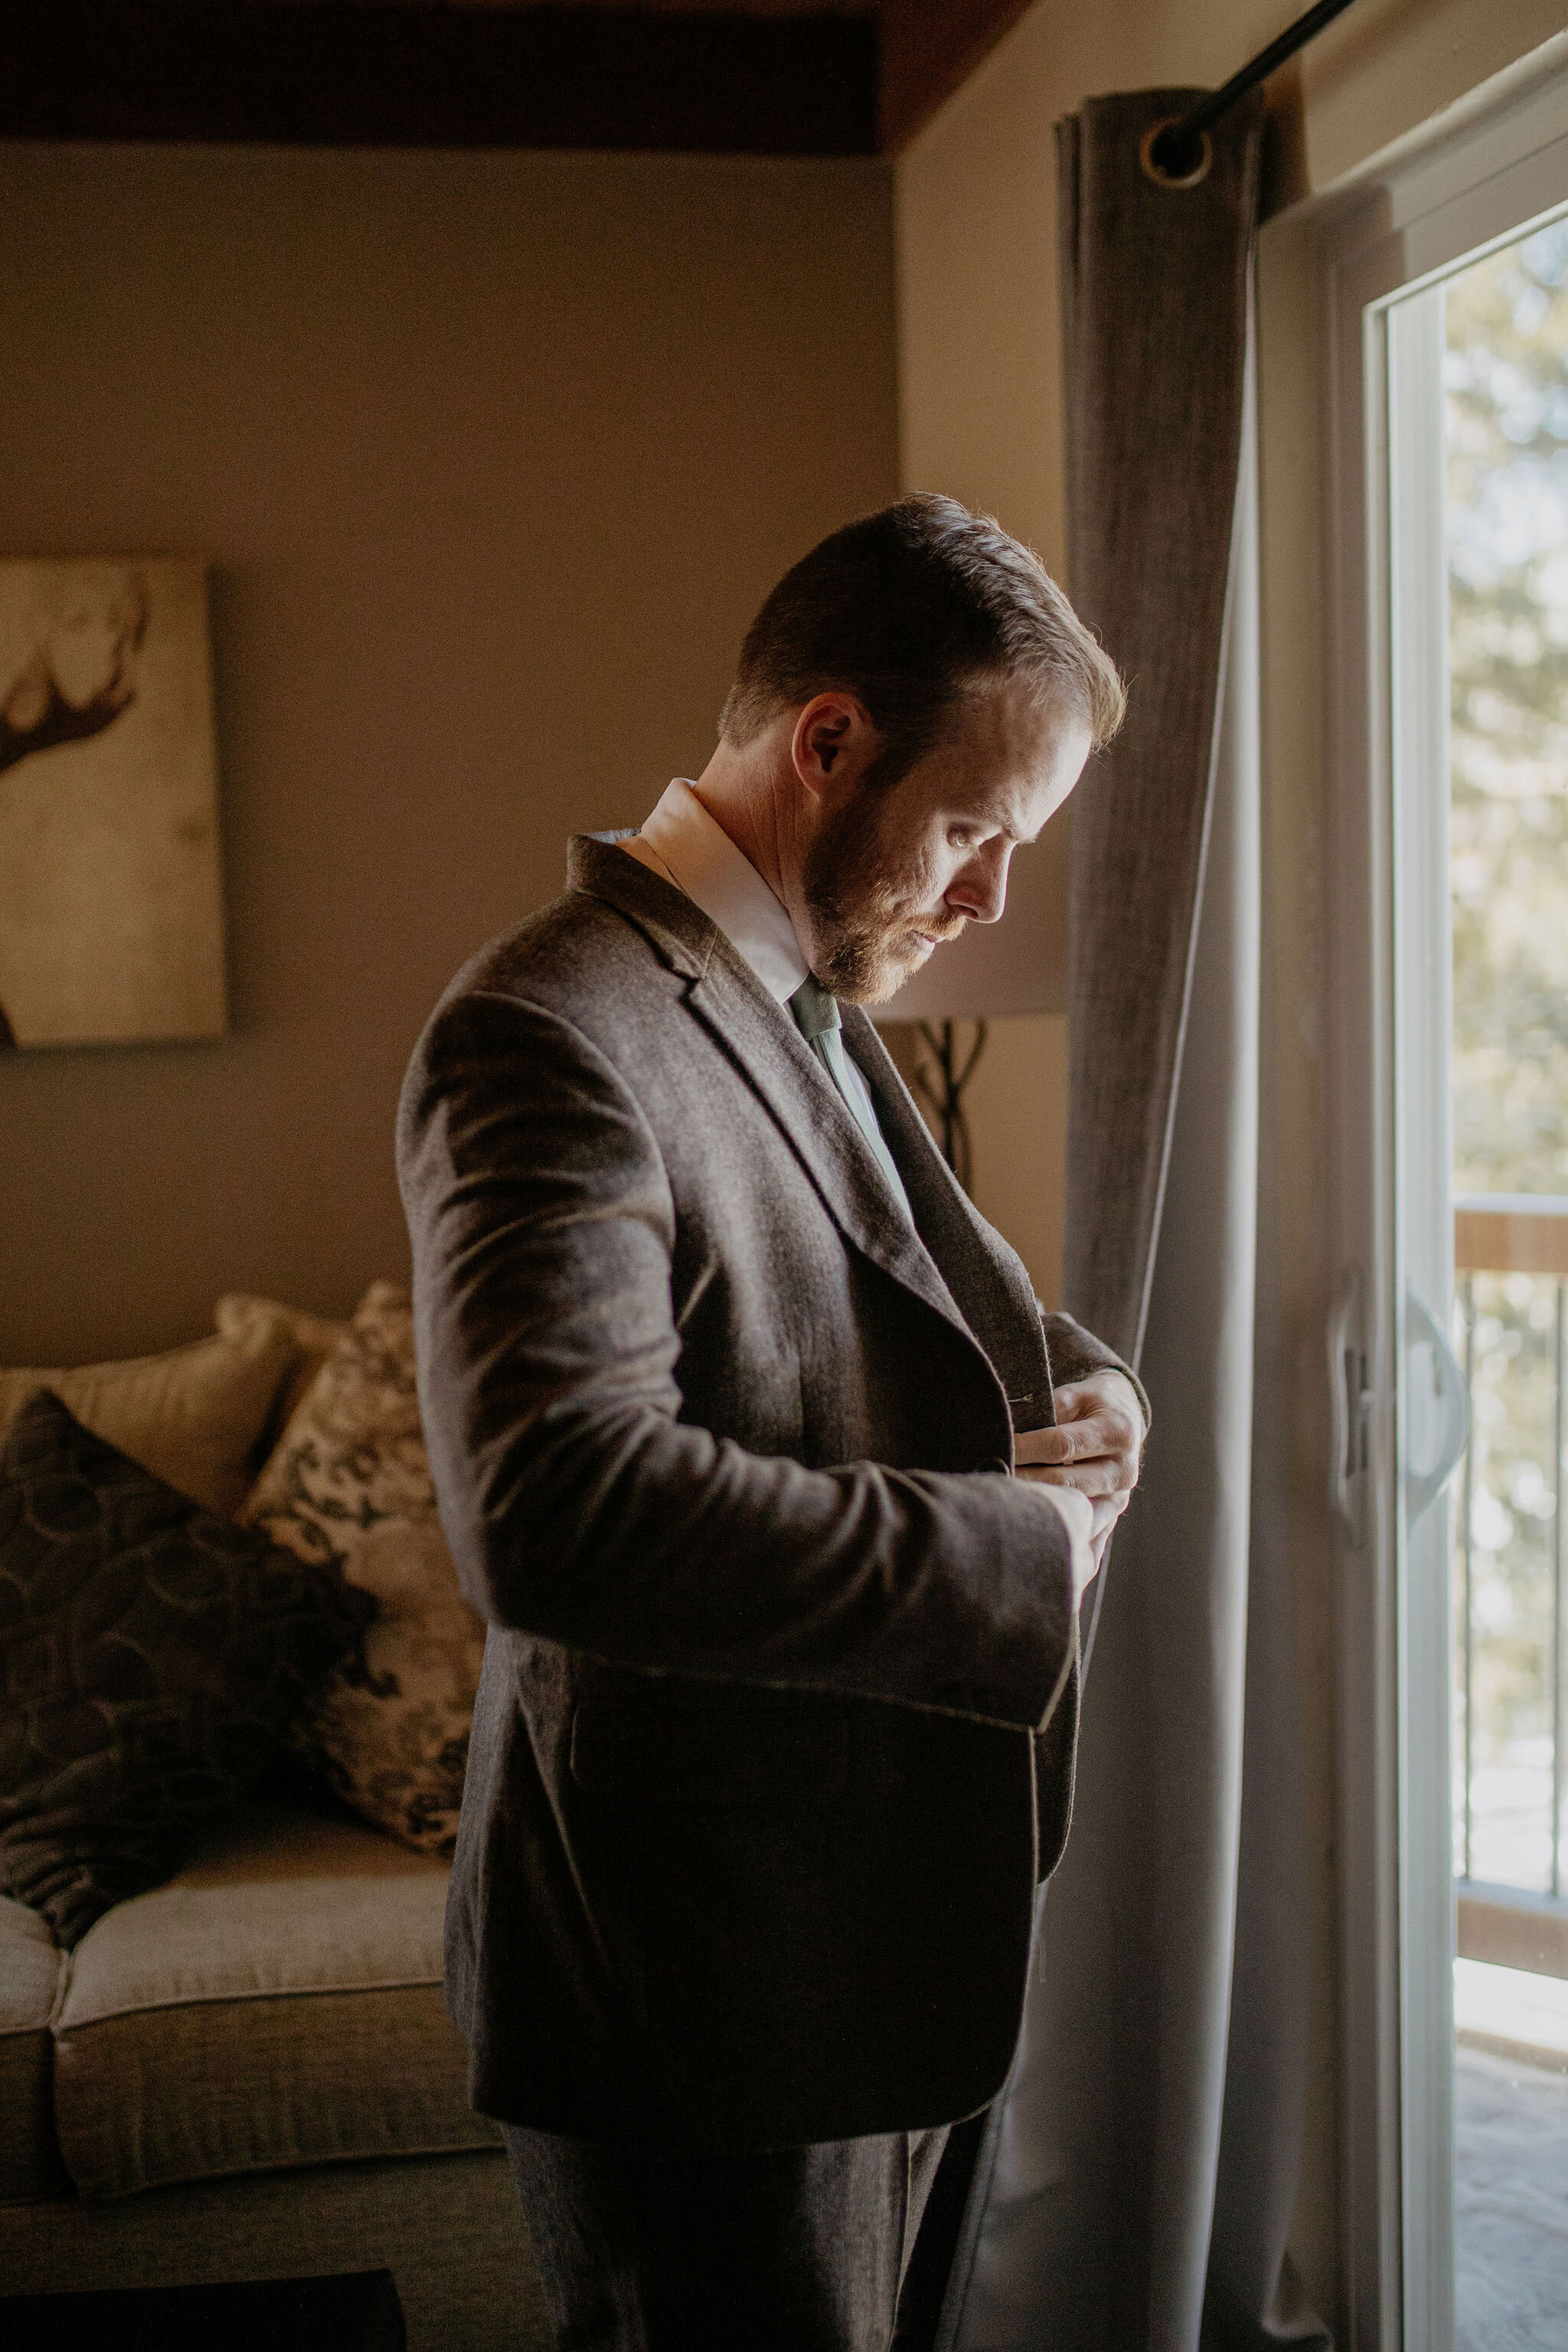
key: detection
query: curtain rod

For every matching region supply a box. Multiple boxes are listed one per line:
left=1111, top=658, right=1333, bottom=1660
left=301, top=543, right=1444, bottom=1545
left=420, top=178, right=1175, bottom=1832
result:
left=1148, top=0, right=1363, bottom=180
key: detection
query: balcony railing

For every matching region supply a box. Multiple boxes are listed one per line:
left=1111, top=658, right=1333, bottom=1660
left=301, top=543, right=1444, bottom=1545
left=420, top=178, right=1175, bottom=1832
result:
left=1453, top=1194, right=1568, bottom=1980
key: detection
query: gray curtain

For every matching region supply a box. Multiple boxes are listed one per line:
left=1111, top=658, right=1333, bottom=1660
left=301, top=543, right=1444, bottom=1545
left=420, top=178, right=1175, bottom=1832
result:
left=942, top=90, right=1330, bottom=2352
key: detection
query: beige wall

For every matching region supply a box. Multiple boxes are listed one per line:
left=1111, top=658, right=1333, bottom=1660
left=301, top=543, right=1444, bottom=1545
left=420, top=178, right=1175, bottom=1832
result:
left=0, top=142, right=897, bottom=1365
left=893, top=0, right=1564, bottom=2311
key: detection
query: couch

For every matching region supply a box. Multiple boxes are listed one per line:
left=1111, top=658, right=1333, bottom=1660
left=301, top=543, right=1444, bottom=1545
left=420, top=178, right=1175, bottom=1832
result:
left=0, top=1296, right=551, bottom=2347
left=0, top=1790, right=550, bottom=2347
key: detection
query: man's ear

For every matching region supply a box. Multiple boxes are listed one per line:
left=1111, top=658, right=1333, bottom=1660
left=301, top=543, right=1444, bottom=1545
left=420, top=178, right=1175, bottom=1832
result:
left=792, top=693, right=878, bottom=799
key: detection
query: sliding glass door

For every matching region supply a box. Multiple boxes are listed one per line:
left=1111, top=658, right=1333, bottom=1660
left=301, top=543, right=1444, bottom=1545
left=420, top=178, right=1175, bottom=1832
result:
left=1388, top=214, right=1568, bottom=2352
left=1321, top=55, right=1568, bottom=2350
left=1436, top=227, right=1568, bottom=2351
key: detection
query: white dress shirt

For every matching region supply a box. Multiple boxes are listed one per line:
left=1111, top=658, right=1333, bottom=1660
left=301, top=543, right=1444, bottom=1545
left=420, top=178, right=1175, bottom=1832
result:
left=619, top=781, right=913, bottom=1222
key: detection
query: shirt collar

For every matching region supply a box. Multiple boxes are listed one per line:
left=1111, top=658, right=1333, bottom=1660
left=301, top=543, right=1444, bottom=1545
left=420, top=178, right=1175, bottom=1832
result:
left=620, top=779, right=808, bottom=1004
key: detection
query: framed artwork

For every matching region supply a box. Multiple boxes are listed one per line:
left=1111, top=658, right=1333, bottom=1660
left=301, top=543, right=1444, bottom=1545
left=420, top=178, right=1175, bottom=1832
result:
left=0, top=558, right=227, bottom=1051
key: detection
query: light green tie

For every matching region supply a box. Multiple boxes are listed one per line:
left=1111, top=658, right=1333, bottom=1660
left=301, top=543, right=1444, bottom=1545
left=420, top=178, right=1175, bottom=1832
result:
left=789, top=976, right=912, bottom=1217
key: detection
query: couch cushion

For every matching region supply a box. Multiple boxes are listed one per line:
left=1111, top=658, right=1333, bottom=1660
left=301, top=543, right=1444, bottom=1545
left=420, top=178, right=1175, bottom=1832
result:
left=0, top=1307, right=300, bottom=1521
left=167, top=1792, right=448, bottom=1889
left=0, top=1393, right=374, bottom=1949
left=0, top=1893, right=68, bottom=2203
left=51, top=1804, right=498, bottom=2199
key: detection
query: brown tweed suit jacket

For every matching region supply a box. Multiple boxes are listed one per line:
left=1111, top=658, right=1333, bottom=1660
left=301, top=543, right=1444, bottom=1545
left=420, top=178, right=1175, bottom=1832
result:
left=397, top=836, right=1136, bottom=2150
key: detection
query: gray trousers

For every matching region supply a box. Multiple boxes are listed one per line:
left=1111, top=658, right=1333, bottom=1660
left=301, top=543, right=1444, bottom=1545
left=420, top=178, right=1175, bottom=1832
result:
left=503, top=2122, right=952, bottom=2352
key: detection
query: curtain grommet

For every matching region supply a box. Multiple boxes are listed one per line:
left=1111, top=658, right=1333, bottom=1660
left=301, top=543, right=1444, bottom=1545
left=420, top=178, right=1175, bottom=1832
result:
left=1140, top=119, right=1214, bottom=188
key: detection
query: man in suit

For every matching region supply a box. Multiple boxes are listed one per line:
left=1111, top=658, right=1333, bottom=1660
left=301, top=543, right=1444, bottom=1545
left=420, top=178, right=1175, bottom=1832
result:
left=398, top=495, right=1146, bottom=2351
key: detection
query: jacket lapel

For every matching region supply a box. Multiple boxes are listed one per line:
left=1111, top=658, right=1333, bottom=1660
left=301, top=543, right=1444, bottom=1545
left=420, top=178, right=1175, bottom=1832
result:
left=569, top=838, right=998, bottom=1366
left=843, top=1011, right=1057, bottom=1431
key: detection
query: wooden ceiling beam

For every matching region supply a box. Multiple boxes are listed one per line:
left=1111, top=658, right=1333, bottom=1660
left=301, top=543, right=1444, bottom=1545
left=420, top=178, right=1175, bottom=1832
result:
left=0, top=2, right=877, bottom=156
left=877, top=0, right=1034, bottom=152
left=0, top=0, right=1037, bottom=157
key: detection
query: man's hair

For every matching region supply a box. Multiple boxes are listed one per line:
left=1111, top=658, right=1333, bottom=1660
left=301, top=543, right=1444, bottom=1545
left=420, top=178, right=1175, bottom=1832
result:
left=718, top=493, right=1125, bottom=782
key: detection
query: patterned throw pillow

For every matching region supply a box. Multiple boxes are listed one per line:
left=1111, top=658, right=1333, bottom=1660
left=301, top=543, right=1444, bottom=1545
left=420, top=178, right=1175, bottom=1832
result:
left=241, top=1282, right=487, bottom=1857
left=0, top=1391, right=373, bottom=1947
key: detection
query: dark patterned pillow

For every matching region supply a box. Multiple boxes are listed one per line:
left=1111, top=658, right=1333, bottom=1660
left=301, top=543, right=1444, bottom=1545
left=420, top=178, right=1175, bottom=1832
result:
left=0, top=1389, right=374, bottom=1947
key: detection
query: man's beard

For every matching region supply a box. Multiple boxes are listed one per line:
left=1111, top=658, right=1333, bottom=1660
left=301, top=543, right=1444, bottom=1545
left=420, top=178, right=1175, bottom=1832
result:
left=801, top=787, right=965, bottom=1003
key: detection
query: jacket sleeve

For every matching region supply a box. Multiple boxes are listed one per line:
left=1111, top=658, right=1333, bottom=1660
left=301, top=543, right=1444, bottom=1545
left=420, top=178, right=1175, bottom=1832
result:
left=1040, top=1309, right=1151, bottom=1431
left=397, top=987, right=1077, bottom=1733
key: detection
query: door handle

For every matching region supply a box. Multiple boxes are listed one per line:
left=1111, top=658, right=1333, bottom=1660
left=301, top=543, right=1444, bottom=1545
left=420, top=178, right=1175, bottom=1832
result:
left=1404, top=1287, right=1470, bottom=1527
left=1329, top=1269, right=1372, bottom=1547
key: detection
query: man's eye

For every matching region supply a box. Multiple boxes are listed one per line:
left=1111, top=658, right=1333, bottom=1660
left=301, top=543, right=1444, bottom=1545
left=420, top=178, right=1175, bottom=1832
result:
left=948, top=827, right=976, bottom=850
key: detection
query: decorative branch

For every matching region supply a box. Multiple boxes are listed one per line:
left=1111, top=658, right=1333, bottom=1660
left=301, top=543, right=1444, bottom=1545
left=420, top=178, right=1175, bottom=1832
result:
left=911, top=1018, right=988, bottom=1193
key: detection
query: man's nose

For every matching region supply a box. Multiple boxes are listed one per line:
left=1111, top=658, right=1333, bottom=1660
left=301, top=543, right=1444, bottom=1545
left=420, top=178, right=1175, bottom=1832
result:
left=946, top=841, right=1011, bottom=926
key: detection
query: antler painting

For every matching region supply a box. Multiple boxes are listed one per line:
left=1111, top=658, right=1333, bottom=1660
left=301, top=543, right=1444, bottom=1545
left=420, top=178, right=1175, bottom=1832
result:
left=0, top=560, right=227, bottom=1050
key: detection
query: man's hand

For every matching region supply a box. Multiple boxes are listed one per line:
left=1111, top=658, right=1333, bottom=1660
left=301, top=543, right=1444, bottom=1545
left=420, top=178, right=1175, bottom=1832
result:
left=1015, top=1370, right=1145, bottom=1589
left=1020, top=1480, right=1097, bottom=1605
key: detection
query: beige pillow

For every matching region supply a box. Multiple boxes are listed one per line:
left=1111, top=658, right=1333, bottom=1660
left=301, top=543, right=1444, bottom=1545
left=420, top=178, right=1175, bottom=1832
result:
left=241, top=1281, right=486, bottom=1857
left=216, top=1292, right=351, bottom=1455
left=0, top=1305, right=300, bottom=1519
